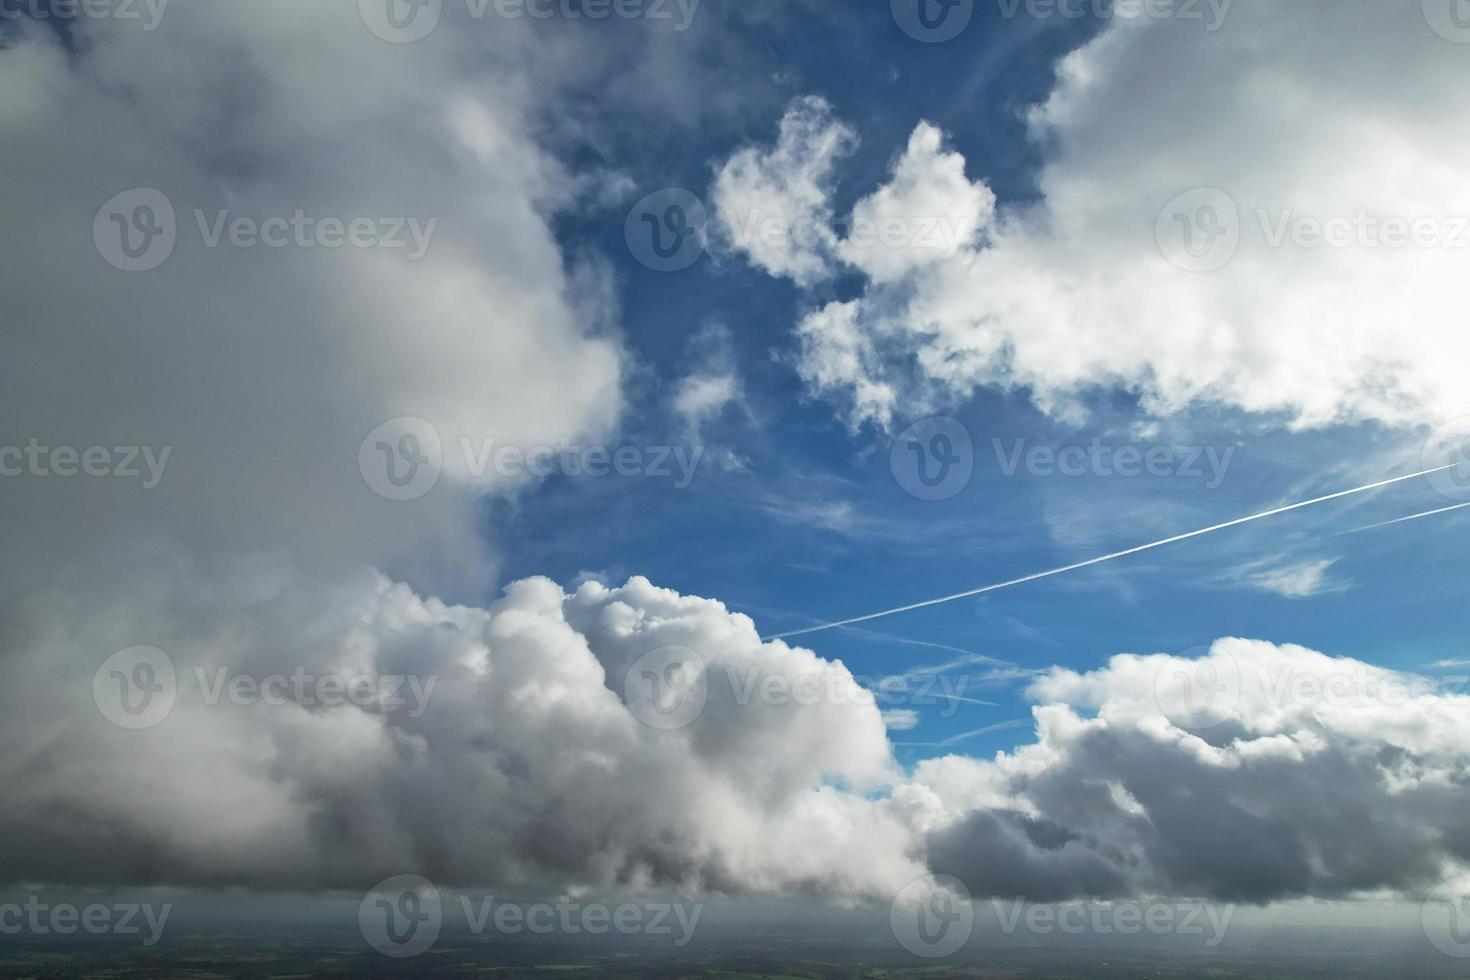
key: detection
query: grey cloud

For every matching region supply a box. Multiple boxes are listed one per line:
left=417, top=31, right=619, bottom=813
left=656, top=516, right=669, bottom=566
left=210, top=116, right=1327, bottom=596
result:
left=914, top=640, right=1470, bottom=903
left=0, top=557, right=918, bottom=898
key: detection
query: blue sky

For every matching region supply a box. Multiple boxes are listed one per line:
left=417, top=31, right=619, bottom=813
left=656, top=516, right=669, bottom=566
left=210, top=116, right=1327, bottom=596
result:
left=489, top=1, right=1470, bottom=761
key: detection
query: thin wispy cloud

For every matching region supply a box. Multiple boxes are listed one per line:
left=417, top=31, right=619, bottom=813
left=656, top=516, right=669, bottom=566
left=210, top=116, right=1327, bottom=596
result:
left=894, top=719, right=1032, bottom=748
left=1222, top=556, right=1350, bottom=599
left=880, top=709, right=920, bottom=731
left=766, top=466, right=1449, bottom=640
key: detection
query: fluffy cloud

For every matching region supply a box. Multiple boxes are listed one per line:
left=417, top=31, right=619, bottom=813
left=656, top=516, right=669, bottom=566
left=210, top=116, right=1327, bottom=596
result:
left=914, top=639, right=1470, bottom=902
left=724, top=0, right=1470, bottom=431
left=794, top=300, right=899, bottom=430
left=0, top=4, right=627, bottom=597
left=6, top=3, right=1470, bottom=913
left=0, top=556, right=921, bottom=898
left=838, top=122, right=994, bottom=284
left=14, top=557, right=1468, bottom=906
left=0, top=3, right=924, bottom=902
left=710, top=95, right=857, bottom=286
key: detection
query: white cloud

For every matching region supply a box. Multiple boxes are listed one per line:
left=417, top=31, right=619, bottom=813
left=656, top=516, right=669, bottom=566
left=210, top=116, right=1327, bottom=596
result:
left=670, top=324, right=749, bottom=473
left=673, top=372, right=741, bottom=428
left=7, top=2, right=1470, bottom=912
left=0, top=3, right=925, bottom=902
left=759, top=495, right=862, bottom=534
left=727, top=1, right=1470, bottom=432
left=671, top=324, right=745, bottom=441
left=0, top=4, right=625, bottom=595
left=710, top=95, right=857, bottom=286
left=0, top=559, right=922, bottom=899
left=882, top=709, right=921, bottom=732
left=794, top=300, right=898, bottom=431
left=838, top=122, right=994, bottom=284
left=1223, top=556, right=1351, bottom=599
left=912, top=639, right=1470, bottom=901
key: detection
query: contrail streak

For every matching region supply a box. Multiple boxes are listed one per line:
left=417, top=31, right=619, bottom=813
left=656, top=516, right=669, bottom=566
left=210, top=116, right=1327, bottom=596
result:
left=926, top=692, right=1002, bottom=707
left=763, top=465, right=1454, bottom=641
left=1338, top=500, right=1470, bottom=535
left=893, top=719, right=1031, bottom=748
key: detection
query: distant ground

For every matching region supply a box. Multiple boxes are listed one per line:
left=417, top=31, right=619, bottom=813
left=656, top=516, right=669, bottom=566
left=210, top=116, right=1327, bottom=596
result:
left=1, top=930, right=1461, bottom=980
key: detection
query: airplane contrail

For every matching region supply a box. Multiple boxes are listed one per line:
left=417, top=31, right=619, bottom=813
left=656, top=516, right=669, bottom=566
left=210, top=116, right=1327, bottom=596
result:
left=926, top=692, right=1003, bottom=707
left=763, top=464, right=1455, bottom=641
left=893, top=719, right=1032, bottom=748
left=1338, top=500, right=1470, bottom=535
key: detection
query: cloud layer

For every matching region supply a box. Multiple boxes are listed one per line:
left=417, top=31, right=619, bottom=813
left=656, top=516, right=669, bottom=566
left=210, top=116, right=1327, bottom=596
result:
left=0, top=558, right=922, bottom=898
left=914, top=639, right=1470, bottom=902
left=2, top=1, right=1468, bottom=914
left=718, top=0, right=1470, bottom=431
left=0, top=2, right=623, bottom=594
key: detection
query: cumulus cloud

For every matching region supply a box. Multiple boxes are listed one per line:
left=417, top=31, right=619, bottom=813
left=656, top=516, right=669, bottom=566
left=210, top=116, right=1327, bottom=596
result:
left=0, top=3, right=925, bottom=903
left=710, top=95, right=857, bottom=286
left=0, top=3, right=625, bottom=595
left=0, top=559, right=922, bottom=899
left=723, top=0, right=1470, bottom=431
left=14, top=555, right=1468, bottom=906
left=5, top=2, right=1470, bottom=915
left=838, top=122, right=994, bottom=284
left=913, top=639, right=1470, bottom=902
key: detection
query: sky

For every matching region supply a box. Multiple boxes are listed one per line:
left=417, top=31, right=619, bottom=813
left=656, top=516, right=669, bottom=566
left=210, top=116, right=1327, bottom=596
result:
left=485, top=0, right=1470, bottom=760
left=2, top=0, right=1470, bottom=966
